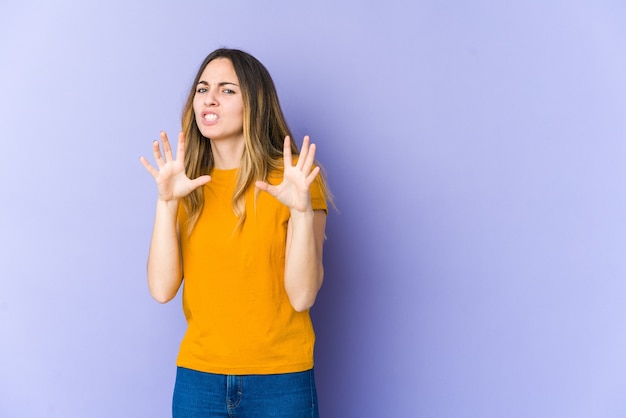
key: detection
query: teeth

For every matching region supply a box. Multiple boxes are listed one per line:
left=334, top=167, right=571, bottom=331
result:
left=204, top=114, right=217, bottom=121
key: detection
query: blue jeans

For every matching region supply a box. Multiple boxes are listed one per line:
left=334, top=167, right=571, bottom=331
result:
left=172, top=367, right=319, bottom=417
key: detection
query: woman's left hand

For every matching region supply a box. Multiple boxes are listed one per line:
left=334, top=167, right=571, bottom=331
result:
left=255, top=136, right=321, bottom=213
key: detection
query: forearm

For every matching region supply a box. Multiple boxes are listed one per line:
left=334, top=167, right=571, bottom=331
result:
left=147, top=199, right=183, bottom=303
left=284, top=209, right=326, bottom=312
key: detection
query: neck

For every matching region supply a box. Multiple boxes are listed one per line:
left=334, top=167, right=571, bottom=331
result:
left=210, top=137, right=245, bottom=169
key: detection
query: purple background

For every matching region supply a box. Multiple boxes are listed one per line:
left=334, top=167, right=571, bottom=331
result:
left=2, top=1, right=626, bottom=417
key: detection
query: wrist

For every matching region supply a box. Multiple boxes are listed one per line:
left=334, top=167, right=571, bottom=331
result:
left=157, top=197, right=180, bottom=214
left=289, top=207, right=314, bottom=220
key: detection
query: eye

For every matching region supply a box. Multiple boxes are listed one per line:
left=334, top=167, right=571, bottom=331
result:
left=223, top=89, right=235, bottom=94
left=196, top=87, right=207, bottom=93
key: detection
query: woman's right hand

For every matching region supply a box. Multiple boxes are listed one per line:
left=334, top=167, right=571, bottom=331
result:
left=140, top=131, right=211, bottom=202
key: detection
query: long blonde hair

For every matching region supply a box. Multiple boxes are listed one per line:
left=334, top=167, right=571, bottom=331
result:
left=181, top=48, right=331, bottom=234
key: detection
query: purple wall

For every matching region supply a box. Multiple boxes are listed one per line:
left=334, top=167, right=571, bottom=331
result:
left=2, top=1, right=626, bottom=417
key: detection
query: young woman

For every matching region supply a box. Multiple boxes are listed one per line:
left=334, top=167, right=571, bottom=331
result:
left=140, top=48, right=330, bottom=417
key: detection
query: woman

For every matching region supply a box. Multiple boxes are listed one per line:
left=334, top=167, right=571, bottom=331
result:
left=140, top=48, right=330, bottom=417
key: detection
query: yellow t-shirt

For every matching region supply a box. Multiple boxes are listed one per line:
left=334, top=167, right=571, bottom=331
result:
left=176, top=167, right=328, bottom=375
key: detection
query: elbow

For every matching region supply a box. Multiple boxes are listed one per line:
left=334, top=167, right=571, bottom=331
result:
left=148, top=280, right=179, bottom=304
left=147, top=266, right=182, bottom=304
left=287, top=273, right=324, bottom=313
left=151, top=291, right=175, bottom=304
left=289, top=294, right=317, bottom=313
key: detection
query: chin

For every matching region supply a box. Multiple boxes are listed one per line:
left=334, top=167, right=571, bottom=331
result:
left=198, top=127, right=216, bottom=139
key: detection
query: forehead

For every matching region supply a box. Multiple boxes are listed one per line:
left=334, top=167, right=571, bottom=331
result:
left=198, top=58, right=238, bottom=83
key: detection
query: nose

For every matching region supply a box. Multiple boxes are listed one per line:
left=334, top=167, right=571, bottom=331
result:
left=204, top=89, right=218, bottom=106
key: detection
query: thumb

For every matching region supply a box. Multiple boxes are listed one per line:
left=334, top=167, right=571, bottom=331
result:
left=191, top=175, right=211, bottom=189
left=255, top=180, right=269, bottom=192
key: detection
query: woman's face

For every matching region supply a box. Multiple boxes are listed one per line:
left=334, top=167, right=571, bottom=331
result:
left=193, top=58, right=244, bottom=144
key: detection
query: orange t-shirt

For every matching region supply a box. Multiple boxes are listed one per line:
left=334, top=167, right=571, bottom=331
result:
left=176, top=167, right=328, bottom=375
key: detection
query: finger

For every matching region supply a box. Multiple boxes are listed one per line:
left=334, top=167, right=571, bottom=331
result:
left=301, top=142, right=317, bottom=175
left=283, top=136, right=293, bottom=167
left=255, top=180, right=276, bottom=194
left=152, top=140, right=165, bottom=168
left=161, top=131, right=175, bottom=162
left=190, top=175, right=211, bottom=189
left=176, top=132, right=186, bottom=162
left=305, top=166, right=321, bottom=187
left=255, top=180, right=269, bottom=192
left=296, top=136, right=310, bottom=169
left=139, top=156, right=159, bottom=178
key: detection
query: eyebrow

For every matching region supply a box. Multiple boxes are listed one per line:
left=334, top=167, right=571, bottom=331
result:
left=197, top=81, right=239, bottom=87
